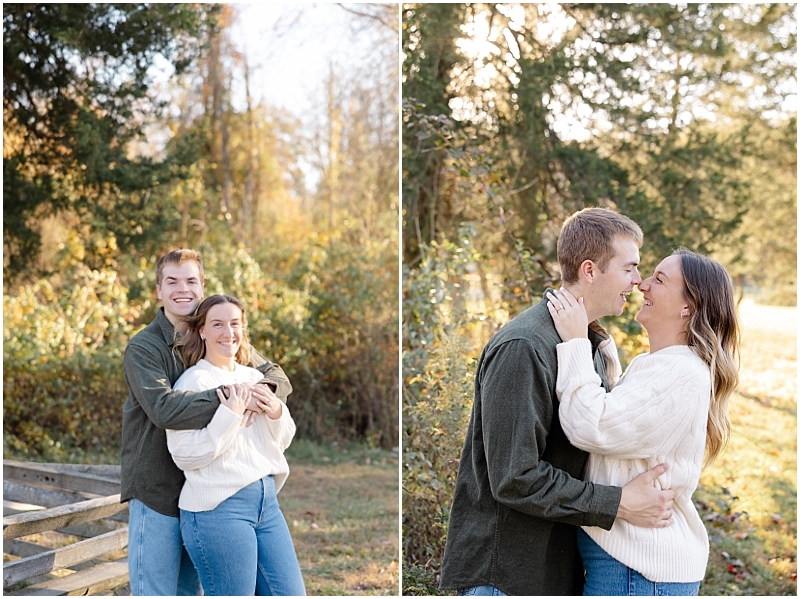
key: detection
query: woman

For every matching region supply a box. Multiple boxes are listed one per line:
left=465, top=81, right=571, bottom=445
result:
left=167, top=294, right=306, bottom=596
left=547, top=249, right=739, bottom=596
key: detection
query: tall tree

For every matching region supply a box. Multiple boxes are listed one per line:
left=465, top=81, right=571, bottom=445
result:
left=3, top=3, right=219, bottom=282
left=402, top=3, right=796, bottom=279
left=402, top=3, right=466, bottom=264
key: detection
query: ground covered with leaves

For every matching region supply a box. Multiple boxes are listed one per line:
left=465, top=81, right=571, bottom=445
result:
left=695, top=300, right=796, bottom=595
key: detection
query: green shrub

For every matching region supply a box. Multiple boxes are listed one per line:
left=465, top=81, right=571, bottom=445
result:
left=4, top=258, right=133, bottom=461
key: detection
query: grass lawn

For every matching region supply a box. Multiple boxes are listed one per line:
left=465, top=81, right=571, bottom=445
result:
left=282, top=440, right=400, bottom=596
left=696, top=300, right=797, bottom=595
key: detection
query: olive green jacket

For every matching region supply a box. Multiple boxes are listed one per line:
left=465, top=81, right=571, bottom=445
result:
left=439, top=293, right=622, bottom=596
left=120, top=307, right=292, bottom=517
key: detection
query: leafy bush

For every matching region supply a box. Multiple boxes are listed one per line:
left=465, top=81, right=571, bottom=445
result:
left=4, top=232, right=399, bottom=461
left=403, top=325, right=474, bottom=592
left=4, top=255, right=133, bottom=461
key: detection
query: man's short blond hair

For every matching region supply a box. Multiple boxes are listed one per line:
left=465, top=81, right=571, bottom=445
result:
left=557, top=208, right=643, bottom=285
left=155, top=249, right=205, bottom=286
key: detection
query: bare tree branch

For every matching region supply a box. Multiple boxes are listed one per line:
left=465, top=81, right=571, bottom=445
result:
left=336, top=3, right=397, bottom=32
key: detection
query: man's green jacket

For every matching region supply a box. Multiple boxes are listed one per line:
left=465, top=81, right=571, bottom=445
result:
left=439, top=293, right=622, bottom=596
left=120, top=307, right=292, bottom=517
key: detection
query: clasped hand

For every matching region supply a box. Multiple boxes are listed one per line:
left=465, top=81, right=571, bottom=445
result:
left=546, top=288, right=589, bottom=341
left=215, top=382, right=283, bottom=426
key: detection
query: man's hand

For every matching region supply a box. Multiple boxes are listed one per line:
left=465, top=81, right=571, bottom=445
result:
left=617, top=463, right=675, bottom=528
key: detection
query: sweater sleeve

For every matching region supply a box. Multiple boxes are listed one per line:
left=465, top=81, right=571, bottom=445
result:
left=123, top=340, right=219, bottom=430
left=556, top=339, right=710, bottom=459
left=480, top=338, right=620, bottom=528
left=256, top=402, right=297, bottom=453
left=166, top=405, right=241, bottom=471
left=166, top=370, right=242, bottom=471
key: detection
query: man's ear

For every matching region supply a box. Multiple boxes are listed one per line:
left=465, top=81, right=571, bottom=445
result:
left=579, top=260, right=595, bottom=284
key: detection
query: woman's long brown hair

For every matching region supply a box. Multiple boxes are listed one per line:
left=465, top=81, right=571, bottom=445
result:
left=676, top=249, right=740, bottom=466
left=175, top=294, right=251, bottom=368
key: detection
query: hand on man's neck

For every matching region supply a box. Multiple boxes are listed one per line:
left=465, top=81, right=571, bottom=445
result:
left=561, top=282, right=604, bottom=324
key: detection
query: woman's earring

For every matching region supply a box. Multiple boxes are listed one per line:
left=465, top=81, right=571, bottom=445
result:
left=680, top=309, right=690, bottom=319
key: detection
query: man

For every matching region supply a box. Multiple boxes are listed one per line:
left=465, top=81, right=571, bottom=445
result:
left=439, top=208, right=676, bottom=596
left=121, top=249, right=291, bottom=596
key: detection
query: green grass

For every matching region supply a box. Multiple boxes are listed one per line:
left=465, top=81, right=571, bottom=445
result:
left=696, top=300, right=797, bottom=595
left=282, top=440, right=400, bottom=595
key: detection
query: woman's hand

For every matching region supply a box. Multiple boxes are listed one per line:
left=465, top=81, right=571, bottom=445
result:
left=251, top=383, right=283, bottom=420
left=547, top=288, right=589, bottom=341
left=217, top=383, right=248, bottom=416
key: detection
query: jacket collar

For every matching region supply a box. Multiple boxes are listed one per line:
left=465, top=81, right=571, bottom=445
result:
left=155, top=307, right=179, bottom=347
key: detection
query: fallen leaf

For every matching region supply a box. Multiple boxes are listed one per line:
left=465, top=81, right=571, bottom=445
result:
left=733, top=532, right=749, bottom=540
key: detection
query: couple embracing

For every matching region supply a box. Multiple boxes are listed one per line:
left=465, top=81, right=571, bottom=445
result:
left=440, top=208, right=739, bottom=596
left=120, top=249, right=306, bottom=596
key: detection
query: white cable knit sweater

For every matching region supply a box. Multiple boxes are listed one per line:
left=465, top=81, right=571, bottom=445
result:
left=167, top=359, right=296, bottom=512
left=556, top=338, right=711, bottom=583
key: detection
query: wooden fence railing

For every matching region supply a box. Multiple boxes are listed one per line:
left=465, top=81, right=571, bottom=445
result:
left=3, top=460, right=129, bottom=596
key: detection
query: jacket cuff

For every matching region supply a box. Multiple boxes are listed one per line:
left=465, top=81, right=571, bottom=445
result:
left=588, top=483, right=623, bottom=530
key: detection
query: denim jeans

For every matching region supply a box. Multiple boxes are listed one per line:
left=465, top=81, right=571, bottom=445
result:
left=127, top=498, right=203, bottom=596
left=458, top=586, right=508, bottom=596
left=180, top=475, right=306, bottom=596
left=577, top=529, right=701, bottom=596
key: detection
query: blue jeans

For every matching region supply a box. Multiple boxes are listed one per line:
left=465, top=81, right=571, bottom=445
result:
left=180, top=475, right=306, bottom=596
left=127, top=498, right=203, bottom=596
left=458, top=586, right=507, bottom=596
left=577, top=529, right=701, bottom=596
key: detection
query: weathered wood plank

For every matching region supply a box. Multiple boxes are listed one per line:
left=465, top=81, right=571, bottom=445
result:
left=4, top=528, right=128, bottom=587
left=3, top=539, right=51, bottom=559
left=4, top=501, right=45, bottom=517
left=4, top=481, right=93, bottom=509
left=3, top=462, right=120, bottom=496
left=5, top=558, right=129, bottom=596
left=4, top=483, right=128, bottom=524
left=35, top=463, right=121, bottom=481
left=3, top=495, right=125, bottom=540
